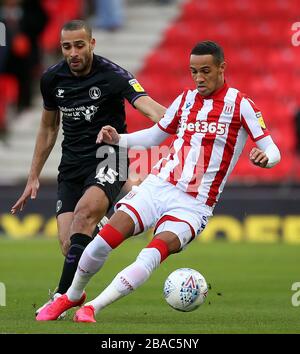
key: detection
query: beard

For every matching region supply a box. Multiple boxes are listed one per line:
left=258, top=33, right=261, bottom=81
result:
left=68, top=55, right=92, bottom=75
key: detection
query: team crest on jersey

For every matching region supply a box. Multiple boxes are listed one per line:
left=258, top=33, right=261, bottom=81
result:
left=89, top=86, right=101, bottom=100
left=256, top=112, right=266, bottom=129
left=223, top=102, right=234, bottom=115
left=129, top=79, right=145, bottom=93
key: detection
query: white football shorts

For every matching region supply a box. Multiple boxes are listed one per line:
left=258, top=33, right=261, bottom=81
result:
left=115, top=174, right=213, bottom=249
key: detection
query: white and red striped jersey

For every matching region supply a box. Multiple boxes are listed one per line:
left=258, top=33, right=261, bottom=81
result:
left=152, top=83, right=269, bottom=207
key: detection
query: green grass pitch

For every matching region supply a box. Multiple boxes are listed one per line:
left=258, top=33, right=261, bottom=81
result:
left=0, top=237, right=299, bottom=334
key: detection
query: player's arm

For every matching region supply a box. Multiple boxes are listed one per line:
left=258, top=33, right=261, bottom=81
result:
left=133, top=96, right=166, bottom=123
left=240, top=97, right=281, bottom=169
left=11, top=109, right=60, bottom=214
left=97, top=93, right=184, bottom=147
left=249, top=136, right=281, bottom=168
left=28, top=109, right=60, bottom=179
left=97, top=124, right=169, bottom=148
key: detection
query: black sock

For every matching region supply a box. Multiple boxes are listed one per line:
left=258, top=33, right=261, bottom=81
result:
left=57, top=233, right=91, bottom=294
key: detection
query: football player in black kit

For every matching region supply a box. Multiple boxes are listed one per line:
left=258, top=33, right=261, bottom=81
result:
left=11, top=20, right=166, bottom=317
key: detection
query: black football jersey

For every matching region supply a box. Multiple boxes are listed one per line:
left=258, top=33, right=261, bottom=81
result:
left=40, top=54, right=147, bottom=169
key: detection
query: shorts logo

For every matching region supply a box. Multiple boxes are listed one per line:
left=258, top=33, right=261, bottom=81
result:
left=56, top=200, right=62, bottom=213
left=56, top=89, right=65, bottom=98
left=124, top=190, right=136, bottom=200
left=89, top=86, right=101, bottom=100
left=199, top=215, right=208, bottom=234
left=129, top=79, right=145, bottom=93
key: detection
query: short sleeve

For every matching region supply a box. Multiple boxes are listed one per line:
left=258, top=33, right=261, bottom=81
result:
left=157, top=92, right=185, bottom=134
left=40, top=72, right=58, bottom=111
left=109, top=69, right=148, bottom=106
left=240, top=97, right=270, bottom=142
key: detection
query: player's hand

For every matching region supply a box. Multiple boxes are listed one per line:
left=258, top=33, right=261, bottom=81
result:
left=11, top=178, right=40, bottom=214
left=96, top=125, right=120, bottom=145
left=249, top=148, right=268, bottom=168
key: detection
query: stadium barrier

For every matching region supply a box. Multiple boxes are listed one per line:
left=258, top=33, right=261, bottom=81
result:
left=0, top=185, right=299, bottom=243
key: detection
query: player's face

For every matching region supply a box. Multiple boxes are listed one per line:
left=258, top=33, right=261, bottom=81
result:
left=61, top=29, right=95, bottom=76
left=190, top=54, right=226, bottom=97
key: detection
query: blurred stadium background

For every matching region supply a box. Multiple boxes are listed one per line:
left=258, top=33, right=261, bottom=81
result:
left=0, top=0, right=300, bottom=334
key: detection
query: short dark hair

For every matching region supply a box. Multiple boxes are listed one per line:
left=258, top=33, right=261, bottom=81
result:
left=61, top=20, right=92, bottom=39
left=191, top=41, right=224, bottom=65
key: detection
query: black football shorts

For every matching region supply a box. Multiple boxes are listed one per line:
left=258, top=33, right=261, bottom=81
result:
left=56, top=154, right=128, bottom=216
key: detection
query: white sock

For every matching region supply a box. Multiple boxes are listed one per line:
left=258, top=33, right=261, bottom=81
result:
left=66, top=236, right=112, bottom=301
left=86, top=247, right=161, bottom=313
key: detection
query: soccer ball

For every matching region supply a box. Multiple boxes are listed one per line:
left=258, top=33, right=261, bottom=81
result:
left=163, top=268, right=208, bottom=312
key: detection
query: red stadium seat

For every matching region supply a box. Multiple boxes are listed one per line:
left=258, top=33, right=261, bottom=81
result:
left=0, top=74, right=19, bottom=103
left=0, top=74, right=19, bottom=131
left=40, top=0, right=84, bottom=52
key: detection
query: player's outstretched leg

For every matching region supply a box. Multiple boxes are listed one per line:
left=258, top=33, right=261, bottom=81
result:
left=66, top=224, right=125, bottom=301
left=36, top=222, right=128, bottom=321
left=74, top=238, right=170, bottom=323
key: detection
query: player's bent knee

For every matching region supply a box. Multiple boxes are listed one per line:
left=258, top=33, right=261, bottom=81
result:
left=155, top=220, right=194, bottom=252
left=115, top=205, right=143, bottom=235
